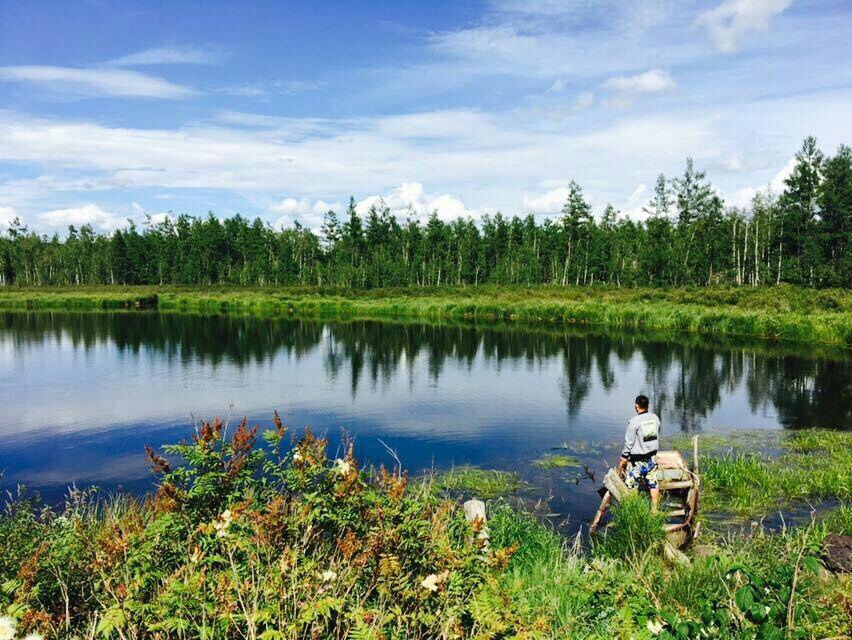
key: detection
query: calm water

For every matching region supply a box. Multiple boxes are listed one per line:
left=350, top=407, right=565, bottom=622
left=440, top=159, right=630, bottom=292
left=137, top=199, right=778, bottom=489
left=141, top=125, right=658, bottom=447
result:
left=1, top=311, right=850, bottom=527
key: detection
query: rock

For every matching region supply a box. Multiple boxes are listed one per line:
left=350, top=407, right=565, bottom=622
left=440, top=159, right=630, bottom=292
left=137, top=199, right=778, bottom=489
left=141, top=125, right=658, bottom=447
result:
left=822, top=534, right=852, bottom=573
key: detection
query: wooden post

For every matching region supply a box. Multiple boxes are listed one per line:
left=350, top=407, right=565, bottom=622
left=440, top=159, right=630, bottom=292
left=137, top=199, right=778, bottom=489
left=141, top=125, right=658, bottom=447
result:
left=692, top=435, right=700, bottom=474
left=463, top=499, right=489, bottom=549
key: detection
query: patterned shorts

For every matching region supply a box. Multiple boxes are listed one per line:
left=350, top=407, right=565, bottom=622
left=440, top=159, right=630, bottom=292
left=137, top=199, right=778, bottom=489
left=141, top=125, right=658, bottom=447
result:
left=625, top=456, right=658, bottom=489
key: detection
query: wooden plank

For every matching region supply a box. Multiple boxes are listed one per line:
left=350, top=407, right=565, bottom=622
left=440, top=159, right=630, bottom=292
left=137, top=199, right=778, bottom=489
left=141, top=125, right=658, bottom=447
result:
left=603, top=468, right=635, bottom=502
left=659, top=479, right=694, bottom=490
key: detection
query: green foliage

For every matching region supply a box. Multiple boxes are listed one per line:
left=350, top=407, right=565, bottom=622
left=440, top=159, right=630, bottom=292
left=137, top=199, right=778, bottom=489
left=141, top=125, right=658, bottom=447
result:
left=0, top=415, right=534, bottom=639
left=593, top=495, right=666, bottom=559
left=488, top=506, right=847, bottom=639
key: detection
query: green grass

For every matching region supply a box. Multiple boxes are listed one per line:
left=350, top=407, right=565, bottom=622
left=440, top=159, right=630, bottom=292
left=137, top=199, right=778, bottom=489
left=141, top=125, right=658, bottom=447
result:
left=532, top=454, right=582, bottom=469
left=488, top=502, right=850, bottom=639
left=1, top=284, right=851, bottom=345
left=432, top=466, right=528, bottom=499
left=689, top=429, right=852, bottom=518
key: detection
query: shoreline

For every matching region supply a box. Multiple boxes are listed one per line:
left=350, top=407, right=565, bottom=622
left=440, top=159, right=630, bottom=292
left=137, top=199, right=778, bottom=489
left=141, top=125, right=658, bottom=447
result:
left=1, top=284, right=851, bottom=347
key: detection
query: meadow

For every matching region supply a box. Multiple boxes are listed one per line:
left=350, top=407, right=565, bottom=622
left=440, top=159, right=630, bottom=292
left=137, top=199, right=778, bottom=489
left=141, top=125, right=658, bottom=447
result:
left=0, top=419, right=849, bottom=639
left=1, top=284, right=851, bottom=346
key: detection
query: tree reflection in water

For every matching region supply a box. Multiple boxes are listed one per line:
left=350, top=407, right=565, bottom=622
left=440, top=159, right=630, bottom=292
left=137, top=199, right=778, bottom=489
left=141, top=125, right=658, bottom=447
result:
left=2, top=311, right=850, bottom=431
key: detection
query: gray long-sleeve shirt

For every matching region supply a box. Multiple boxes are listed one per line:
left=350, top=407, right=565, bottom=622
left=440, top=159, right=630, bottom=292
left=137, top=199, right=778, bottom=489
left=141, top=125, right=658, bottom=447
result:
left=621, top=411, right=661, bottom=458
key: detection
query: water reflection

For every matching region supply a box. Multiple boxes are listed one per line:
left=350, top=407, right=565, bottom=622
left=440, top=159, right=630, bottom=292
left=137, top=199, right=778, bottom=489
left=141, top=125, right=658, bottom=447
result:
left=3, top=311, right=851, bottom=431
left=1, top=311, right=849, bottom=513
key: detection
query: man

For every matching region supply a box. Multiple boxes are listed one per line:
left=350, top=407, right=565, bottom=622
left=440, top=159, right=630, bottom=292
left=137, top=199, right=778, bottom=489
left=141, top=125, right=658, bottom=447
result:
left=618, top=394, right=661, bottom=512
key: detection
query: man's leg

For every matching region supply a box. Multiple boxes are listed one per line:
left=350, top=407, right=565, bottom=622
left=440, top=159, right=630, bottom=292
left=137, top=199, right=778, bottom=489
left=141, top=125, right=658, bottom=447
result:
left=650, top=487, right=660, bottom=513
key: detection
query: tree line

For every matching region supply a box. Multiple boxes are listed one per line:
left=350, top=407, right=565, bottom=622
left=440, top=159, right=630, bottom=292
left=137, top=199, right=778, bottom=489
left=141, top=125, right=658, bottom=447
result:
left=2, top=137, right=849, bottom=289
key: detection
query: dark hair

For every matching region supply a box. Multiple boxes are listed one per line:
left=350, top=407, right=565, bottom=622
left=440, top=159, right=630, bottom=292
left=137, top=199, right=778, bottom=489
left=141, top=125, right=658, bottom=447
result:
left=635, top=394, right=649, bottom=410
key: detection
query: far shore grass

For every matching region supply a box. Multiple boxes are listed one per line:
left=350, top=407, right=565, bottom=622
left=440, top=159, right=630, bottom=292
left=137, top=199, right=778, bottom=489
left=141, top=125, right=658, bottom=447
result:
left=1, top=284, right=852, bottom=346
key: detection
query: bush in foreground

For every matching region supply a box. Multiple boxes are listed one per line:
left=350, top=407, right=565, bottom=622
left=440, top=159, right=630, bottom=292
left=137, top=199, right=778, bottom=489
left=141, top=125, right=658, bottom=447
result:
left=0, top=417, right=849, bottom=639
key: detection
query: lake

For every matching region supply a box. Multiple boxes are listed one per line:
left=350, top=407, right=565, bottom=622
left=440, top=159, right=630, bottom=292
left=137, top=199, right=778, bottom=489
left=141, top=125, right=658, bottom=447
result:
left=1, top=311, right=850, bottom=529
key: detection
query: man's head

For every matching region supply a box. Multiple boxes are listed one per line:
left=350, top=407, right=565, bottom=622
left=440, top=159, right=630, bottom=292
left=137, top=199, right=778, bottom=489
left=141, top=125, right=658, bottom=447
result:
left=634, top=394, right=649, bottom=414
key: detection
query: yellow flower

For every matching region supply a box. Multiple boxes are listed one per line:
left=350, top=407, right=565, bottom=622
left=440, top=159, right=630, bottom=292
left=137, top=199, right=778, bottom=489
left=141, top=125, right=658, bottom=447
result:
left=0, top=616, right=16, bottom=640
left=646, top=619, right=664, bottom=636
left=321, top=570, right=338, bottom=582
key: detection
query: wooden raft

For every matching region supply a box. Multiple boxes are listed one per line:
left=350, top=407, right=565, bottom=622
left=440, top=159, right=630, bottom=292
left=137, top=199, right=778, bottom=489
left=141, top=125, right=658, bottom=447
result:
left=589, top=438, right=701, bottom=549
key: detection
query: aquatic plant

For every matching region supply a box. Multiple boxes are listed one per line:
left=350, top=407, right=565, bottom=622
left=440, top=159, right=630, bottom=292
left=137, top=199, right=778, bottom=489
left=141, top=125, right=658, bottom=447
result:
left=697, top=429, right=852, bottom=517
left=532, top=454, right=581, bottom=470
left=432, top=466, right=528, bottom=499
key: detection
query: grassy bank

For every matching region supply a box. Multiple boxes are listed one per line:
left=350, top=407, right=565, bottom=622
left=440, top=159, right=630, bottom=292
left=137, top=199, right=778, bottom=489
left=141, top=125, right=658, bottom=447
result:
left=1, top=418, right=850, bottom=639
left=1, top=285, right=851, bottom=345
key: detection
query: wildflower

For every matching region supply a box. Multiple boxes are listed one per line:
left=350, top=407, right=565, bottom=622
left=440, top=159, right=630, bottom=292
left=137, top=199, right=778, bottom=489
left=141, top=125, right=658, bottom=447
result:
left=646, top=619, right=664, bottom=636
left=213, top=509, right=233, bottom=538
left=292, top=450, right=303, bottom=462
left=321, top=570, right=338, bottom=582
left=24, top=634, right=45, bottom=640
left=421, top=571, right=449, bottom=593
left=334, top=458, right=353, bottom=475
left=0, top=616, right=16, bottom=640
left=421, top=574, right=440, bottom=592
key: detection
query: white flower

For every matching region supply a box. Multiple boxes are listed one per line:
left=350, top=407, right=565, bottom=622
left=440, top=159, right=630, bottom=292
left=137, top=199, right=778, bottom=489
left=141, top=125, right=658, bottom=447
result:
left=213, top=510, right=233, bottom=538
left=334, top=458, right=353, bottom=475
left=24, top=634, right=45, bottom=640
left=321, top=570, right=338, bottom=582
left=421, top=574, right=439, bottom=592
left=647, top=619, right=664, bottom=636
left=0, top=616, right=16, bottom=640
left=292, top=450, right=303, bottom=462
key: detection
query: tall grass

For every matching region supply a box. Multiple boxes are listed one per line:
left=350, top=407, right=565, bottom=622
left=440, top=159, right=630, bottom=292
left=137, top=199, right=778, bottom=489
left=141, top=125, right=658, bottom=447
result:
left=1, top=284, right=851, bottom=345
left=699, top=429, right=852, bottom=517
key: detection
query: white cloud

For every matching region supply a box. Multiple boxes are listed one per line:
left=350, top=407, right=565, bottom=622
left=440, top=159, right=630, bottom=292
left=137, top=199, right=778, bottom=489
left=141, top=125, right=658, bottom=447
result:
left=697, top=0, right=793, bottom=52
left=571, top=91, right=595, bottom=112
left=523, top=187, right=571, bottom=215
left=272, top=197, right=342, bottom=230
left=601, top=69, right=675, bottom=95
left=0, top=206, right=18, bottom=227
left=107, top=46, right=217, bottom=67
left=770, top=156, right=796, bottom=192
left=148, top=212, right=172, bottom=225
left=355, top=182, right=482, bottom=222
left=0, top=66, right=196, bottom=99
left=39, top=204, right=125, bottom=232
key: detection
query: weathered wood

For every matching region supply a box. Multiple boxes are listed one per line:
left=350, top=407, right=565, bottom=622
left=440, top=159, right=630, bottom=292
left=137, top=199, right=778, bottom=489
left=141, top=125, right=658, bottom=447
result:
left=463, top=499, right=489, bottom=549
left=590, top=491, right=612, bottom=534
left=659, top=479, right=694, bottom=490
left=603, top=468, right=634, bottom=502
left=665, top=509, right=686, bottom=518
left=692, top=435, right=700, bottom=474
left=664, top=540, right=691, bottom=566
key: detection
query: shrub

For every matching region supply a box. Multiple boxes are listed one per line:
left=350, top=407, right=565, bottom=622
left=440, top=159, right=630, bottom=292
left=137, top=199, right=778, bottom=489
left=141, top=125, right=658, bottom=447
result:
left=0, top=414, right=532, bottom=639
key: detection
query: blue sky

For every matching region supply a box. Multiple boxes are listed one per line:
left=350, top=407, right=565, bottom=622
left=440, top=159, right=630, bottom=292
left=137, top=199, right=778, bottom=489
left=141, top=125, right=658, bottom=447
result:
left=1, top=0, right=851, bottom=233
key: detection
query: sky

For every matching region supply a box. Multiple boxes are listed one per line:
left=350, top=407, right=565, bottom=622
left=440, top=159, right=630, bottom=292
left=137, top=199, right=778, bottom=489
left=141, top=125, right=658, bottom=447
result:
left=1, top=0, right=851, bottom=234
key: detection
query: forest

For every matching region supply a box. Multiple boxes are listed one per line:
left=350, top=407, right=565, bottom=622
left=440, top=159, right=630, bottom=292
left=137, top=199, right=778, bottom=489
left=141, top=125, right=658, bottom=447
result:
left=2, top=137, right=849, bottom=289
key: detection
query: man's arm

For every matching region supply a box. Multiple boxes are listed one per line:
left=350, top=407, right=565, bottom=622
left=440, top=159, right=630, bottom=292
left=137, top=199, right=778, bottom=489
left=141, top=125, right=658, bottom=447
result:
left=619, top=421, right=635, bottom=471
